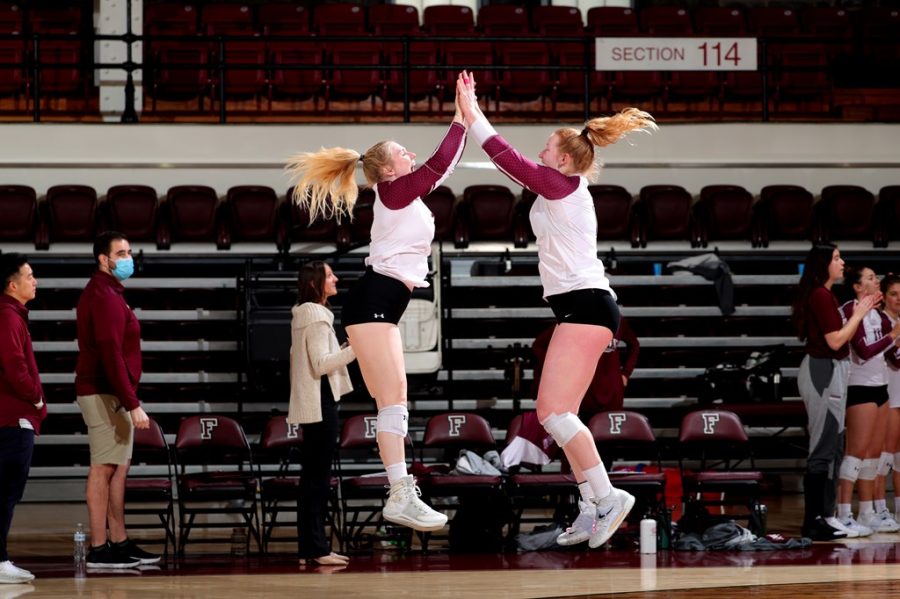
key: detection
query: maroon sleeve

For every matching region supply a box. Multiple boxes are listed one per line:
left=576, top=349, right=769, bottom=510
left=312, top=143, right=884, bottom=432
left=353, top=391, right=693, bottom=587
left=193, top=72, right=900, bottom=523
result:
left=377, top=122, right=466, bottom=210
left=94, top=296, right=140, bottom=410
left=617, top=316, right=640, bottom=377
left=0, top=314, right=43, bottom=404
left=811, top=288, right=843, bottom=336
left=849, top=319, right=894, bottom=361
left=887, top=347, right=900, bottom=368
left=481, top=135, right=579, bottom=200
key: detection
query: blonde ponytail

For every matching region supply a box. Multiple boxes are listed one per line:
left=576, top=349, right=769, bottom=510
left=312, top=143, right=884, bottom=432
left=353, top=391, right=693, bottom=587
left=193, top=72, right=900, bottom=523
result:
left=557, top=107, right=657, bottom=179
left=285, top=147, right=360, bottom=223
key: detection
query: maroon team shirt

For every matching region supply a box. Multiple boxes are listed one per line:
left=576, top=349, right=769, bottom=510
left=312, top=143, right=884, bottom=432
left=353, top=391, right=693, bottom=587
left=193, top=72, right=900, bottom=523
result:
left=75, top=271, right=142, bottom=410
left=805, top=286, right=848, bottom=360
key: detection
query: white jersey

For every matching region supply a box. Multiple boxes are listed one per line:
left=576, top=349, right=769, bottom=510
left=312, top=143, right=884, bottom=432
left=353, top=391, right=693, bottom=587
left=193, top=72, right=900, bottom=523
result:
left=885, top=312, right=900, bottom=405
left=366, top=192, right=435, bottom=288
left=841, top=301, right=892, bottom=387
left=530, top=177, right=615, bottom=299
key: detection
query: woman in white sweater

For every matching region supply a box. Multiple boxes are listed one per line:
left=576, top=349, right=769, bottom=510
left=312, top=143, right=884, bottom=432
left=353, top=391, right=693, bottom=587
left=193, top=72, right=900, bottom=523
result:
left=288, top=261, right=355, bottom=566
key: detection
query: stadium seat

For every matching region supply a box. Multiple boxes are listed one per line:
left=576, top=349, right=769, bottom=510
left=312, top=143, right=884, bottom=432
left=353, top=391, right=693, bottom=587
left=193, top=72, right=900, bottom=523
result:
left=336, top=187, right=375, bottom=250
left=640, top=6, right=693, bottom=35
left=201, top=3, right=255, bottom=35
left=589, top=184, right=638, bottom=245
left=370, top=4, right=420, bottom=37
left=259, top=4, right=309, bottom=35
left=175, top=415, right=261, bottom=555
left=324, top=42, right=383, bottom=111
left=455, top=185, right=524, bottom=249
left=314, top=3, right=367, bottom=36
left=755, top=184, right=814, bottom=247
left=495, top=42, right=552, bottom=108
left=382, top=40, right=440, bottom=112
left=124, top=418, right=176, bottom=557
left=423, top=5, right=475, bottom=36
left=103, top=185, right=165, bottom=248
left=678, top=410, right=764, bottom=534
left=532, top=5, right=584, bottom=37
left=876, top=186, right=900, bottom=246
left=477, top=5, right=530, bottom=37
left=0, top=185, right=38, bottom=245
left=163, top=185, right=228, bottom=248
left=694, top=7, right=747, bottom=36
left=814, top=185, right=876, bottom=245
left=225, top=185, right=280, bottom=247
left=0, top=1, right=23, bottom=35
left=0, top=40, right=26, bottom=103
left=42, top=185, right=98, bottom=244
left=633, top=185, right=697, bottom=247
left=268, top=42, right=323, bottom=107
left=747, top=7, right=800, bottom=37
left=278, top=190, right=339, bottom=250
left=693, top=185, right=755, bottom=247
left=439, top=41, right=498, bottom=113
left=586, top=7, right=640, bottom=36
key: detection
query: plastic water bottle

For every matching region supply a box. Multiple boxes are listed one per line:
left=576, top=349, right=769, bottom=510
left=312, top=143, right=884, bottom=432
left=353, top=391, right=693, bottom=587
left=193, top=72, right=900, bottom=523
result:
left=73, top=523, right=86, bottom=576
left=639, top=516, right=657, bottom=554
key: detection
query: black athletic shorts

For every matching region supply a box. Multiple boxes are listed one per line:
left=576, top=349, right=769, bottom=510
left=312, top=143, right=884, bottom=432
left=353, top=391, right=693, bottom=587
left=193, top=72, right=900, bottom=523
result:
left=340, top=267, right=412, bottom=326
left=546, top=288, right=620, bottom=333
left=846, top=384, right=889, bottom=408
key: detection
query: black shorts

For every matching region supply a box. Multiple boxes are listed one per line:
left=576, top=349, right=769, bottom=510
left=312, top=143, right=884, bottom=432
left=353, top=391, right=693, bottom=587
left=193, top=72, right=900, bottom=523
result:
left=340, top=267, right=411, bottom=326
left=546, top=288, right=620, bottom=332
left=846, top=385, right=889, bottom=408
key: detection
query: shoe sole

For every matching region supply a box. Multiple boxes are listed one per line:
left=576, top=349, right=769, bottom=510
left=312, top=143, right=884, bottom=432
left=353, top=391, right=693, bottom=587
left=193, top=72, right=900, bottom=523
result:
left=383, top=512, right=447, bottom=532
left=588, top=492, right=635, bottom=549
left=556, top=532, right=589, bottom=546
left=0, top=575, right=34, bottom=583
left=86, top=562, right=141, bottom=569
left=135, top=556, right=162, bottom=565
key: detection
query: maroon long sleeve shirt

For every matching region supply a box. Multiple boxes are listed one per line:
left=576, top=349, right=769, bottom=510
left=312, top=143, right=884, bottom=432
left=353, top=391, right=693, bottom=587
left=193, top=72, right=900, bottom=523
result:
left=0, top=294, right=47, bottom=432
left=75, top=271, right=142, bottom=411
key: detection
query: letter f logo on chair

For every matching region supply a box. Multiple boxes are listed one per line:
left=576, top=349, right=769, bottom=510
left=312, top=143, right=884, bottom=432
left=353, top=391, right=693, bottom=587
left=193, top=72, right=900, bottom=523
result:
left=702, top=413, right=720, bottom=435
left=200, top=417, right=219, bottom=440
left=608, top=412, right=627, bottom=435
left=447, top=415, right=467, bottom=436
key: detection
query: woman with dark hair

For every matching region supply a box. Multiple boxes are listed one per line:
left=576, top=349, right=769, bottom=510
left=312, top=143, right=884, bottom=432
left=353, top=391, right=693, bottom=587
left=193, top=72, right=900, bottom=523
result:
left=834, top=267, right=900, bottom=535
left=792, top=244, right=881, bottom=540
left=288, top=261, right=355, bottom=566
left=457, top=71, right=657, bottom=549
left=879, top=273, right=900, bottom=521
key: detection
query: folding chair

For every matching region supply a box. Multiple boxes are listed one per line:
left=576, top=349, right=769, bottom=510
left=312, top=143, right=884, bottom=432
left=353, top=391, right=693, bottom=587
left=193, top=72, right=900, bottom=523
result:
left=124, top=418, right=177, bottom=557
left=174, top=415, right=261, bottom=555
left=257, top=415, right=340, bottom=553
left=678, top=410, right=764, bottom=533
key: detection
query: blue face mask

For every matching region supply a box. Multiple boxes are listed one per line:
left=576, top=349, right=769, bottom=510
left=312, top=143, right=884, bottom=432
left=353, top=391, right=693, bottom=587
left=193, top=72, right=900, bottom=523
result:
left=109, top=256, right=134, bottom=281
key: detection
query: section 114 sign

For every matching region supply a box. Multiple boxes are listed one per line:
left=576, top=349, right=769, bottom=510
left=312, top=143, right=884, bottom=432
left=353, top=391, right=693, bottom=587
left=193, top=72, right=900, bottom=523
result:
left=596, top=38, right=758, bottom=71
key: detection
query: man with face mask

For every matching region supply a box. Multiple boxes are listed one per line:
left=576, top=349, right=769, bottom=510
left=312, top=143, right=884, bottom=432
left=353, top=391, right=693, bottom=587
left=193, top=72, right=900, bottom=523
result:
left=75, top=231, right=157, bottom=568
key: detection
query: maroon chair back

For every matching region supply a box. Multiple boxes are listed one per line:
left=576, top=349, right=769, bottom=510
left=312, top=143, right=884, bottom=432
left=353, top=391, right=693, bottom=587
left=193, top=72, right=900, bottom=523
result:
left=424, top=185, right=456, bottom=241
left=679, top=410, right=749, bottom=445
left=817, top=185, right=875, bottom=242
left=226, top=185, right=278, bottom=242
left=461, top=185, right=517, bottom=242
left=589, top=410, right=656, bottom=445
left=424, top=412, right=495, bottom=452
left=697, top=184, right=754, bottom=241
left=589, top=184, right=633, bottom=241
left=0, top=185, right=36, bottom=241
left=339, top=413, right=380, bottom=450
left=259, top=415, right=304, bottom=452
left=423, top=5, right=475, bottom=36
left=478, top=5, right=529, bottom=37
left=106, top=185, right=159, bottom=241
left=369, top=4, right=420, bottom=36
left=314, top=3, right=366, bottom=36
left=638, top=185, right=693, bottom=242
left=759, top=184, right=813, bottom=242
left=694, top=7, right=746, bottom=35
left=175, top=415, right=251, bottom=456
left=166, top=185, right=219, bottom=242
left=532, top=6, right=583, bottom=37
left=259, top=4, right=309, bottom=35
left=586, top=7, right=639, bottom=36
left=46, top=185, right=97, bottom=242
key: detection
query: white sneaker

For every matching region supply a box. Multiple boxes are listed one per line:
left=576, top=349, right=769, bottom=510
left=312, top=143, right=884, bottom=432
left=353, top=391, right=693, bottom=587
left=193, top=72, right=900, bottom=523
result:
left=825, top=516, right=860, bottom=538
left=383, top=475, right=448, bottom=532
left=837, top=514, right=873, bottom=537
left=556, top=500, right=593, bottom=546
left=859, top=509, right=900, bottom=533
left=0, top=560, right=34, bottom=584
left=588, top=487, right=636, bottom=549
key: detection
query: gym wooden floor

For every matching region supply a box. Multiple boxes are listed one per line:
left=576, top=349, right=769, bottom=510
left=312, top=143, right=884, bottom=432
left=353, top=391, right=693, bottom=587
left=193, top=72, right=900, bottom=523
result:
left=6, top=494, right=900, bottom=598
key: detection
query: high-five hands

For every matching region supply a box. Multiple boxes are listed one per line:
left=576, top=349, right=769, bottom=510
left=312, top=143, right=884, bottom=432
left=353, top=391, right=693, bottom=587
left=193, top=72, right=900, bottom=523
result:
left=456, top=70, right=481, bottom=125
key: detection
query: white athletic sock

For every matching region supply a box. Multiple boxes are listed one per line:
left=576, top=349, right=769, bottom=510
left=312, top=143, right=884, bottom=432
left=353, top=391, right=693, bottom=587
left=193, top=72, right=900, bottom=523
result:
left=875, top=499, right=887, bottom=513
left=583, top=462, right=612, bottom=501
left=577, top=481, right=594, bottom=503
left=859, top=500, right=875, bottom=515
left=838, top=503, right=852, bottom=519
left=385, top=462, right=408, bottom=486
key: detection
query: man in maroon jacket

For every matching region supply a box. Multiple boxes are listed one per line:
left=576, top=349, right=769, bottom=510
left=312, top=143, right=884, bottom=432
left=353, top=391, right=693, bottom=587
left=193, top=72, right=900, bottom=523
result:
left=75, top=232, right=157, bottom=569
left=0, top=253, right=46, bottom=584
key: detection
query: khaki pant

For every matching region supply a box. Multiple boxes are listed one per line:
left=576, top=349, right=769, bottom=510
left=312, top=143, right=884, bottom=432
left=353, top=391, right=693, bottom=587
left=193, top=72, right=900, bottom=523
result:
left=76, top=394, right=134, bottom=465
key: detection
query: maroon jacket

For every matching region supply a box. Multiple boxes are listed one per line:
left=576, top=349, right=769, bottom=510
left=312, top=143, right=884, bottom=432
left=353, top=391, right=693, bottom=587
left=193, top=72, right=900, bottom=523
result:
left=75, top=271, right=142, bottom=411
left=0, top=294, right=47, bottom=432
left=532, top=315, right=641, bottom=415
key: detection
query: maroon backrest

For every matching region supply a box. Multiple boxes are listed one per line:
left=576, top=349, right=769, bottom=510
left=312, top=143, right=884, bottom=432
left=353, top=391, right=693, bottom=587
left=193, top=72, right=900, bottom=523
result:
left=424, top=185, right=456, bottom=241
left=134, top=417, right=168, bottom=453
left=697, top=184, right=754, bottom=241
left=679, top=410, right=749, bottom=444
left=747, top=7, right=799, bottom=36
left=532, top=6, right=583, bottom=36
left=369, top=4, right=420, bottom=36
left=497, top=41, right=551, bottom=100
left=589, top=184, right=632, bottom=240
left=461, top=184, right=517, bottom=242
left=314, top=3, right=366, bottom=36
left=0, top=40, right=24, bottom=94
left=339, top=413, right=380, bottom=450
left=759, top=184, right=813, bottom=241
left=817, top=185, right=875, bottom=242
left=424, top=412, right=495, bottom=452
left=175, top=414, right=250, bottom=454
left=878, top=186, right=900, bottom=241
left=105, top=185, right=159, bottom=241
left=589, top=410, right=656, bottom=445
left=640, top=6, right=693, bottom=35
left=694, top=7, right=746, bottom=35
left=638, top=185, right=693, bottom=241
left=478, top=4, right=529, bottom=36
left=586, top=7, right=639, bottom=36
left=226, top=185, right=278, bottom=242
left=0, top=185, right=36, bottom=241
left=423, top=5, right=475, bottom=36
left=166, top=185, right=219, bottom=242
left=201, top=3, right=255, bottom=35
left=259, top=4, right=309, bottom=35
left=0, top=2, right=23, bottom=34
left=45, top=185, right=97, bottom=242
left=259, top=415, right=304, bottom=452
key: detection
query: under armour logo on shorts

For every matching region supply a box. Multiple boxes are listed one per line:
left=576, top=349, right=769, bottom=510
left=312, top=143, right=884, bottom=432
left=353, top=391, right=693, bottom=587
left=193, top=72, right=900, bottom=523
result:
left=200, top=417, right=219, bottom=440
left=374, top=313, right=385, bottom=319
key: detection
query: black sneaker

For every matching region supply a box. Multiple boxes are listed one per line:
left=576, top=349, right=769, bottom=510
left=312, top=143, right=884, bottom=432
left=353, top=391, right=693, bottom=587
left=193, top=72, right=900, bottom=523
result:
left=113, top=539, right=161, bottom=565
left=86, top=542, right=141, bottom=568
left=801, top=516, right=849, bottom=542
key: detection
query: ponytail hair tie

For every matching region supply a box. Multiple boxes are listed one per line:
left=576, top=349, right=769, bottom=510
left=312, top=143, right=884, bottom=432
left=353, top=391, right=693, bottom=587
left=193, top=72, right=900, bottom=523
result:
left=580, top=127, right=590, bottom=137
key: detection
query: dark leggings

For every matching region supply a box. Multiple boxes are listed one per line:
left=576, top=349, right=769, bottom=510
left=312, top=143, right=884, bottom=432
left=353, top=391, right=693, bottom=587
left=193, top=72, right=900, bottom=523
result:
left=0, top=427, right=34, bottom=562
left=297, top=379, right=339, bottom=559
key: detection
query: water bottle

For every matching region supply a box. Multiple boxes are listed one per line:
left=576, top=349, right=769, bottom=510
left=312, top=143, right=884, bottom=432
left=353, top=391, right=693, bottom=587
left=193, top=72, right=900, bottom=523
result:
left=73, top=523, right=86, bottom=576
left=639, top=516, right=657, bottom=554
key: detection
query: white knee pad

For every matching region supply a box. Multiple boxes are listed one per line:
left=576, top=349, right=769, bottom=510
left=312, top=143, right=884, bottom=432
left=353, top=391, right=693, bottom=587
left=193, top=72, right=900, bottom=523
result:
left=839, top=455, right=862, bottom=482
left=377, top=405, right=409, bottom=438
left=859, top=458, right=879, bottom=481
left=877, top=452, right=894, bottom=477
left=541, top=412, right=587, bottom=448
